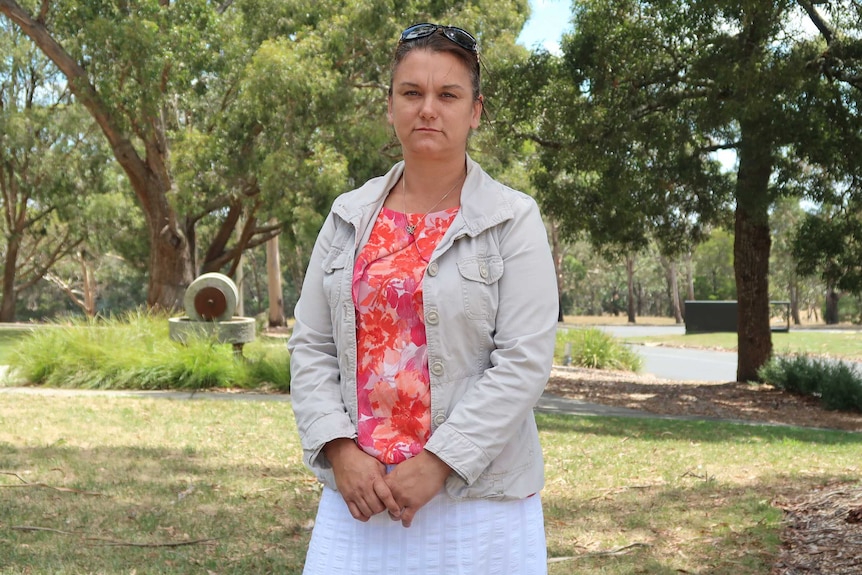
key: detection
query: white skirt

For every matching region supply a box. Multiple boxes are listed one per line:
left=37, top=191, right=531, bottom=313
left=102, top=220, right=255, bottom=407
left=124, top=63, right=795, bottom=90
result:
left=302, top=487, right=547, bottom=575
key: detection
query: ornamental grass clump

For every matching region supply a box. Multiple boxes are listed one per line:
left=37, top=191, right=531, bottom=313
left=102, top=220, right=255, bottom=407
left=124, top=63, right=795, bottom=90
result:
left=5, top=311, right=291, bottom=392
left=555, top=327, right=642, bottom=372
left=758, top=354, right=862, bottom=413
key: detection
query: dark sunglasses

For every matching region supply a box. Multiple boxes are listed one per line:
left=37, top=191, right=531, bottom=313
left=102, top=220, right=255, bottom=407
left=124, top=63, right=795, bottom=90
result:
left=399, top=23, right=478, bottom=54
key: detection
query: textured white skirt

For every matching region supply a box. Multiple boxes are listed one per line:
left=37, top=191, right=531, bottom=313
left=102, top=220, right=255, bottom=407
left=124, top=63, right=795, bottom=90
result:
left=302, top=487, right=547, bottom=575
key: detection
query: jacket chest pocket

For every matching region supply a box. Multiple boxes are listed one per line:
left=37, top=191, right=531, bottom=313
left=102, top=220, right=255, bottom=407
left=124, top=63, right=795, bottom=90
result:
left=457, top=255, right=504, bottom=320
left=321, top=248, right=350, bottom=312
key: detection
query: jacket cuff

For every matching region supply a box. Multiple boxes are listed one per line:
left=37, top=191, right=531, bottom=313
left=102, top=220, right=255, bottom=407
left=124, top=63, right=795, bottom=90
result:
left=301, top=411, right=357, bottom=471
left=424, top=424, right=490, bottom=485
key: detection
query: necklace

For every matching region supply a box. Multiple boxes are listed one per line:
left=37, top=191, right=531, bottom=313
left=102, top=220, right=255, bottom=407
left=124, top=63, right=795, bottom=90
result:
left=402, top=172, right=464, bottom=235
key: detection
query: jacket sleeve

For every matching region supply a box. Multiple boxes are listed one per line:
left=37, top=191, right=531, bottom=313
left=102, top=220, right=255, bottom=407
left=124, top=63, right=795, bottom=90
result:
left=424, top=195, right=558, bottom=485
left=287, top=211, right=356, bottom=475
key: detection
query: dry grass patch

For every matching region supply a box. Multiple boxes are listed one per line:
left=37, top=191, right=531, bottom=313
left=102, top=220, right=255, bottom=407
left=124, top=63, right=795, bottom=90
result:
left=1, top=394, right=861, bottom=574
left=538, top=413, right=862, bottom=574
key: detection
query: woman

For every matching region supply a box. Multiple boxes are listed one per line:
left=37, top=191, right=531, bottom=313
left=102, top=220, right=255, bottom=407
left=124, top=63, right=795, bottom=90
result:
left=288, top=23, right=558, bottom=574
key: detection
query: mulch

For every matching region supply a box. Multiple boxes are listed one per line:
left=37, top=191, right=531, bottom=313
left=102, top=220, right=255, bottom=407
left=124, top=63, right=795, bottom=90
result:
left=771, top=484, right=862, bottom=574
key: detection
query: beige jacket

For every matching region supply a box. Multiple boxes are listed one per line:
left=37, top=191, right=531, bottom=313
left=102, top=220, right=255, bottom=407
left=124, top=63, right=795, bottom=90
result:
left=288, top=156, right=558, bottom=500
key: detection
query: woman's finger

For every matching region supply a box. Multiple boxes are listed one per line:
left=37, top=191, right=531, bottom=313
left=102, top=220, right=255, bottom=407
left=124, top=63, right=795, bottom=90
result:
left=372, top=477, right=401, bottom=517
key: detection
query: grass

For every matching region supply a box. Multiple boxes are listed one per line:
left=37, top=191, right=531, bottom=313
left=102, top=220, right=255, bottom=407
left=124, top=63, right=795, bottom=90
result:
left=1, top=393, right=859, bottom=574
left=2, top=316, right=860, bottom=386
left=2, top=313, right=290, bottom=391
left=0, top=326, right=38, bottom=364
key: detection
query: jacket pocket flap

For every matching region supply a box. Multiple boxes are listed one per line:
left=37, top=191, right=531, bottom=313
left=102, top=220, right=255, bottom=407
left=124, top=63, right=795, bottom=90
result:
left=457, top=256, right=504, bottom=284
left=321, top=248, right=348, bottom=273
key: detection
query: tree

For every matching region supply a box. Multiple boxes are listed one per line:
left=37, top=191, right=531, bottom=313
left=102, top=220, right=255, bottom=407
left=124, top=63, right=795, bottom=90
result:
left=692, top=228, right=737, bottom=301
left=499, top=0, right=862, bottom=380
left=0, top=22, right=112, bottom=321
left=770, top=197, right=809, bottom=325
left=2, top=0, right=532, bottom=313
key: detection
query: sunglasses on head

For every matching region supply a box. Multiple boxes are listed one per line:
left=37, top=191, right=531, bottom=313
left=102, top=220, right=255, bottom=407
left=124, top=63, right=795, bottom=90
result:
left=399, top=23, right=479, bottom=54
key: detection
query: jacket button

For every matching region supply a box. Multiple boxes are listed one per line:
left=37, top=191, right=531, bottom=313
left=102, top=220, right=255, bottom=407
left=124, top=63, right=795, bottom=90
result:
left=430, top=361, right=444, bottom=376
left=479, top=264, right=488, bottom=278
left=427, top=262, right=439, bottom=276
left=434, top=413, right=446, bottom=426
left=426, top=310, right=439, bottom=324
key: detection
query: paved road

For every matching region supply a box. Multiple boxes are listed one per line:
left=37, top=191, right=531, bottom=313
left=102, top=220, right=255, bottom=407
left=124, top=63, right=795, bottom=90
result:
left=632, top=343, right=737, bottom=382
left=588, top=324, right=862, bottom=383
left=563, top=324, right=739, bottom=382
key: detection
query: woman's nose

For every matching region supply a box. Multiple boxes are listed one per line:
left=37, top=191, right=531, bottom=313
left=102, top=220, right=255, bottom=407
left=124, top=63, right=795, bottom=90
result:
left=419, top=95, right=438, bottom=119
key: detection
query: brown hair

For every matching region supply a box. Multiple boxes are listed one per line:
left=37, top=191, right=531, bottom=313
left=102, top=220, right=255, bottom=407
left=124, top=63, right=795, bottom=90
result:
left=389, top=29, right=482, bottom=101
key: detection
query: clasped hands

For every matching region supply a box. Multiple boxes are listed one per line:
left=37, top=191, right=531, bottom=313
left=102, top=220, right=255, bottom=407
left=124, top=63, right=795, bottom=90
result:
left=323, top=438, right=451, bottom=528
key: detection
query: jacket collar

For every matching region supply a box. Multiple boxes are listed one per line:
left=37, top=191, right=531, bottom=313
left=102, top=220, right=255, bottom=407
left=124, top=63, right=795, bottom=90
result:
left=332, top=155, right=515, bottom=238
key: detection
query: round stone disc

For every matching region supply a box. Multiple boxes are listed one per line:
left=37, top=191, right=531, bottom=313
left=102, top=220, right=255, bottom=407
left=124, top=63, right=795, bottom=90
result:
left=194, top=286, right=228, bottom=320
left=183, top=272, right=239, bottom=321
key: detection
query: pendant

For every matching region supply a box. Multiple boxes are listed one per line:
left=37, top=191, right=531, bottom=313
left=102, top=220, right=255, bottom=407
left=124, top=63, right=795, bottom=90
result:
left=406, top=224, right=416, bottom=235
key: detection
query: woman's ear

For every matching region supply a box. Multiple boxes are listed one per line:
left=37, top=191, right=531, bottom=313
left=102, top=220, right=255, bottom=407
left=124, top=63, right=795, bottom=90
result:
left=387, top=94, right=394, bottom=125
left=471, top=95, right=484, bottom=129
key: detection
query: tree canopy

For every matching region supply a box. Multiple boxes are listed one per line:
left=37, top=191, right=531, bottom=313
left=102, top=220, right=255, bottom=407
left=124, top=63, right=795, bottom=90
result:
left=494, top=0, right=862, bottom=380
left=0, top=0, right=530, bottom=313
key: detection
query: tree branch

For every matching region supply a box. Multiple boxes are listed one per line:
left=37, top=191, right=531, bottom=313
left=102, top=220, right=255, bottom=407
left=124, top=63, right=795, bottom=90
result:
left=35, top=0, right=47, bottom=23
left=0, top=0, right=156, bottom=213
left=10, top=526, right=218, bottom=547
left=797, top=0, right=834, bottom=44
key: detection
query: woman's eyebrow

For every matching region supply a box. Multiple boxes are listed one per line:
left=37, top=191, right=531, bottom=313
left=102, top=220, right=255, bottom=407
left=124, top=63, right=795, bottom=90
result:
left=397, top=81, right=466, bottom=91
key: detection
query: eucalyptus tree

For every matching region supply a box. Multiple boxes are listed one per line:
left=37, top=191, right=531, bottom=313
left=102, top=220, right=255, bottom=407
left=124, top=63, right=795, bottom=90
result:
left=498, top=0, right=862, bottom=381
left=1, top=0, right=530, bottom=311
left=793, top=200, right=860, bottom=323
left=770, top=197, right=809, bottom=324
left=493, top=22, right=731, bottom=324
left=0, top=22, right=111, bottom=322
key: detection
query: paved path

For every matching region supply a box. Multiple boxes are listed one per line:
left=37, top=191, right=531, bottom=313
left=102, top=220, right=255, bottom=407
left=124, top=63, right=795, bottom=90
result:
left=578, top=324, right=739, bottom=382
left=0, top=382, right=797, bottom=429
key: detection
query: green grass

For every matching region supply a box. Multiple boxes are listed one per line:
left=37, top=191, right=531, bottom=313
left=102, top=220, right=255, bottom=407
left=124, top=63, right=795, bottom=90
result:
left=1, top=394, right=859, bottom=574
left=624, top=330, right=862, bottom=361
left=2, top=313, right=290, bottom=391
left=0, top=326, right=38, bottom=363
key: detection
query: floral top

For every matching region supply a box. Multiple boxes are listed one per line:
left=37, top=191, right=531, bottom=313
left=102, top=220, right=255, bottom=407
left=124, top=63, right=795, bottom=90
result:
left=351, top=205, right=459, bottom=464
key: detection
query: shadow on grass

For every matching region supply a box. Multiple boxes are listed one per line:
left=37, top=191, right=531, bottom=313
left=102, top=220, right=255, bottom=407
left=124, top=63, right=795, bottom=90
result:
left=543, top=472, right=843, bottom=575
left=0, top=443, right=317, bottom=575
left=536, top=412, right=862, bottom=445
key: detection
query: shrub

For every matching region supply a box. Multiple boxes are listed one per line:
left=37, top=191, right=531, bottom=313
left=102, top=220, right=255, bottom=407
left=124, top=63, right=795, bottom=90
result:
left=555, top=327, right=642, bottom=372
left=5, top=311, right=291, bottom=392
left=758, top=354, right=862, bottom=413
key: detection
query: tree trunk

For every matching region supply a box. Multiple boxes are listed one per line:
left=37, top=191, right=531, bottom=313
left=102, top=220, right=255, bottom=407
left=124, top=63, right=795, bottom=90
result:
left=825, top=283, right=840, bottom=324
left=626, top=254, right=636, bottom=323
left=683, top=249, right=694, bottom=320
left=549, top=220, right=565, bottom=322
left=266, top=234, right=285, bottom=327
left=662, top=257, right=683, bottom=324
left=789, top=279, right=801, bottom=325
left=0, top=238, right=20, bottom=322
left=2, top=0, right=194, bottom=311
left=734, top=127, right=774, bottom=382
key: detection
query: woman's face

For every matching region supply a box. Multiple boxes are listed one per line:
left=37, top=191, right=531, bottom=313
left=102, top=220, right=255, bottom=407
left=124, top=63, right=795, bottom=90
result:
left=387, top=49, right=482, bottom=160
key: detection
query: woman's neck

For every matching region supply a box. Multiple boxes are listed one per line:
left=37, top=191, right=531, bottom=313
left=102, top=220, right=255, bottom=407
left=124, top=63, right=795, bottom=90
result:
left=401, top=154, right=466, bottom=188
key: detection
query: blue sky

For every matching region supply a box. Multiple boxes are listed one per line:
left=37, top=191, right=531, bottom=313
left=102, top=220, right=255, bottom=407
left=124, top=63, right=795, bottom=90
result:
left=516, top=0, right=573, bottom=54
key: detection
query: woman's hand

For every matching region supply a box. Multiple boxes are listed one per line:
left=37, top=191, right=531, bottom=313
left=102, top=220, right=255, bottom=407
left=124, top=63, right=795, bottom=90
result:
left=323, top=438, right=401, bottom=522
left=384, top=450, right=452, bottom=528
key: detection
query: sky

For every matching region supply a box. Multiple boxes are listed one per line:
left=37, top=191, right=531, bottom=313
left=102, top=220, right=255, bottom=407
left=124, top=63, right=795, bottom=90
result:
left=516, top=0, right=573, bottom=54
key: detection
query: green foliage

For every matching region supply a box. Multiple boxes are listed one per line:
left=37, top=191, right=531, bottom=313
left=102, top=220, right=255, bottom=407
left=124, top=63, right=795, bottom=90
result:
left=793, top=205, right=862, bottom=296
left=758, top=355, right=862, bottom=412
left=555, top=327, right=642, bottom=371
left=6, top=312, right=290, bottom=391
left=693, top=228, right=737, bottom=300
